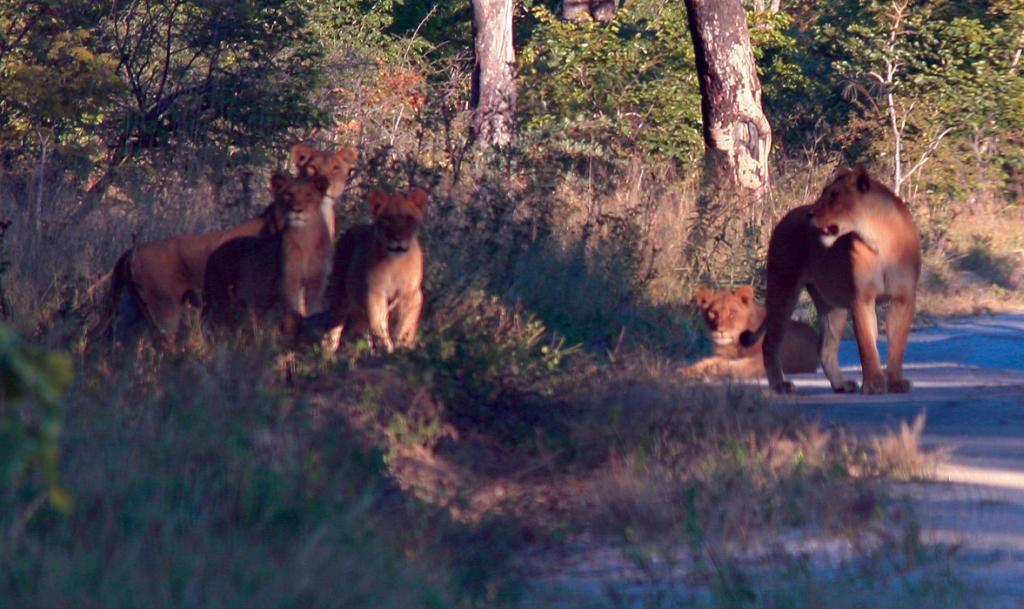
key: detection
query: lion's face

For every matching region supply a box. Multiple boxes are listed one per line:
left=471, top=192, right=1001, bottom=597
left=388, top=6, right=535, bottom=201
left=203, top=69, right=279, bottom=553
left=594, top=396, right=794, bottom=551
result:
left=693, top=286, right=756, bottom=346
left=291, top=144, right=357, bottom=199
left=809, top=167, right=872, bottom=247
left=270, top=173, right=330, bottom=228
left=368, top=188, right=428, bottom=255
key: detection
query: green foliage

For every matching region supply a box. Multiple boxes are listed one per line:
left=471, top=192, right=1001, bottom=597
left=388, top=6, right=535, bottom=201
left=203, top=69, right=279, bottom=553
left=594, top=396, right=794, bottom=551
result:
left=810, top=0, right=1024, bottom=175
left=0, top=351, right=516, bottom=607
left=518, top=1, right=703, bottom=164
left=0, top=324, right=73, bottom=512
left=0, top=0, right=325, bottom=180
left=402, top=290, right=579, bottom=447
left=1, top=27, right=121, bottom=149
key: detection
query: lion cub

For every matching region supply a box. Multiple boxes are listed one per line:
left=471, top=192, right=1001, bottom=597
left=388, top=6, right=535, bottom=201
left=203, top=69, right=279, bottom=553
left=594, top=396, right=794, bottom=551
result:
left=315, top=188, right=428, bottom=353
left=203, top=173, right=333, bottom=338
left=681, top=286, right=819, bottom=379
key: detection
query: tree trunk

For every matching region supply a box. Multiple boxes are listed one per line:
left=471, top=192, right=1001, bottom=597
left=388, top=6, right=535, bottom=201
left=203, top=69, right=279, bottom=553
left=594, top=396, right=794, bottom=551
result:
left=684, top=0, right=772, bottom=197
left=471, top=0, right=516, bottom=149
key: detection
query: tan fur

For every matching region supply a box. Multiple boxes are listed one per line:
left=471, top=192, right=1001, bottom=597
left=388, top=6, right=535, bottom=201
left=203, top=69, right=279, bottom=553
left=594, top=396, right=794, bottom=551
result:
left=754, top=168, right=921, bottom=394
left=202, top=173, right=334, bottom=339
left=681, top=286, right=819, bottom=379
left=291, top=143, right=358, bottom=239
left=98, top=145, right=353, bottom=347
left=316, top=188, right=428, bottom=353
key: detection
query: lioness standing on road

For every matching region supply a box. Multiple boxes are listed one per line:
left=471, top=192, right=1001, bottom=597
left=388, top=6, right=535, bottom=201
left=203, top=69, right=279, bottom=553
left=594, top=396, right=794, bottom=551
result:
left=202, top=173, right=334, bottom=339
left=313, top=188, right=428, bottom=353
left=745, top=168, right=921, bottom=395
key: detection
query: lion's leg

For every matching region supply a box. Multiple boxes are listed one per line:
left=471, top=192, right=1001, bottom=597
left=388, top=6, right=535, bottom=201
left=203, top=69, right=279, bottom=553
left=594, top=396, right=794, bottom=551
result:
left=850, top=298, right=886, bottom=394
left=820, top=307, right=857, bottom=393
left=884, top=293, right=915, bottom=393
left=807, top=285, right=857, bottom=393
left=680, top=356, right=727, bottom=377
left=146, top=297, right=182, bottom=348
left=394, top=289, right=423, bottom=349
left=681, top=356, right=764, bottom=379
left=366, top=291, right=395, bottom=354
left=763, top=289, right=799, bottom=393
left=322, top=323, right=345, bottom=353
left=319, top=285, right=349, bottom=352
left=282, top=274, right=307, bottom=317
left=113, top=290, right=146, bottom=349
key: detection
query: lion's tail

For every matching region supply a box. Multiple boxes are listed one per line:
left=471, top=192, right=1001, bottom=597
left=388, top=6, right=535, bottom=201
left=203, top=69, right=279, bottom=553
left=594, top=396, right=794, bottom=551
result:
left=739, top=321, right=767, bottom=348
left=87, top=249, right=150, bottom=348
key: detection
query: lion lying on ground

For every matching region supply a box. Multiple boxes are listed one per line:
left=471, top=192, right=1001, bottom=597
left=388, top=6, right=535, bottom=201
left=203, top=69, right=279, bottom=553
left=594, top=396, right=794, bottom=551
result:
left=744, top=167, right=921, bottom=394
left=681, top=286, right=818, bottom=379
left=305, top=188, right=428, bottom=353
left=94, top=144, right=356, bottom=348
left=202, top=173, right=334, bottom=339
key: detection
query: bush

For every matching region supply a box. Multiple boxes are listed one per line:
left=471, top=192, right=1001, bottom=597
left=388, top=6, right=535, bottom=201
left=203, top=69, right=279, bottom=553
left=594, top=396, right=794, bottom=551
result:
left=0, top=324, right=73, bottom=513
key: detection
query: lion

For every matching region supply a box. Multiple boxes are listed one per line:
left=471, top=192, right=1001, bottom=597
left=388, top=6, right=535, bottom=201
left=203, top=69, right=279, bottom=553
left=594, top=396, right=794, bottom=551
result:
left=681, top=285, right=819, bottom=379
left=94, top=144, right=355, bottom=348
left=744, top=167, right=921, bottom=394
left=202, top=173, right=334, bottom=338
left=306, top=188, right=428, bottom=353
left=291, top=143, right=358, bottom=238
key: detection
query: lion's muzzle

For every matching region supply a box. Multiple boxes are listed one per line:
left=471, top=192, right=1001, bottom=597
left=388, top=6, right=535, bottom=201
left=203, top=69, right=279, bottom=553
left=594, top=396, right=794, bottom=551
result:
left=710, top=332, right=735, bottom=346
left=385, top=239, right=411, bottom=254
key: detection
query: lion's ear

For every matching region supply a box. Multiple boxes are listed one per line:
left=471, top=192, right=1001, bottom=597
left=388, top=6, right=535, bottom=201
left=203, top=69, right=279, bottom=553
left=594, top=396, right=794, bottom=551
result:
left=407, top=188, right=428, bottom=212
left=852, top=166, right=871, bottom=193
left=692, top=286, right=713, bottom=309
left=337, top=147, right=358, bottom=165
left=367, top=189, right=389, bottom=215
left=291, top=143, right=314, bottom=168
left=270, top=173, right=291, bottom=196
left=733, top=285, right=754, bottom=305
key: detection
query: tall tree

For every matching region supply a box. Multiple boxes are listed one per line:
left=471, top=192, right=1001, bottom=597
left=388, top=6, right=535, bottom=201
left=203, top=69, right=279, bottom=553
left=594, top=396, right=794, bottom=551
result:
left=820, top=0, right=1024, bottom=199
left=471, top=0, right=516, bottom=148
left=684, top=0, right=772, bottom=196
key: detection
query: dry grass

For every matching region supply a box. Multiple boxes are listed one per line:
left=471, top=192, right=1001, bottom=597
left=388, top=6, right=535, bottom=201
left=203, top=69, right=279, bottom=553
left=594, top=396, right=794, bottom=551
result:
left=0, top=107, right=987, bottom=609
left=866, top=413, right=948, bottom=481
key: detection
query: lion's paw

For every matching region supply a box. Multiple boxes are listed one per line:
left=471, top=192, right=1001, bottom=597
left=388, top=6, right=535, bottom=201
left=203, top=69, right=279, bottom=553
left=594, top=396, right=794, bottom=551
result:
left=771, top=380, right=796, bottom=394
left=862, top=377, right=887, bottom=395
left=886, top=378, right=912, bottom=393
left=833, top=380, right=859, bottom=393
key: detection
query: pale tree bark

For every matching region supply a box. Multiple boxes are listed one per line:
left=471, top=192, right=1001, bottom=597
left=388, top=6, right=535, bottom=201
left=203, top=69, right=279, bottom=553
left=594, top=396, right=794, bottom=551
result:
left=471, top=0, right=516, bottom=148
left=562, top=0, right=618, bottom=23
left=864, top=0, right=950, bottom=197
left=684, top=0, right=772, bottom=198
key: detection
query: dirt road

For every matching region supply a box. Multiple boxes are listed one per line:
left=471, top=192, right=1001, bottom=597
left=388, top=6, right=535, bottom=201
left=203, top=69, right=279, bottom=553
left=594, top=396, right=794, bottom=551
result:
left=527, top=314, right=1024, bottom=607
left=784, top=313, right=1024, bottom=607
